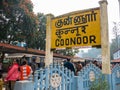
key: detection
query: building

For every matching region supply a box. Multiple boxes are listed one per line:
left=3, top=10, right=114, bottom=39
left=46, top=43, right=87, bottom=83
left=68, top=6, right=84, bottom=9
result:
left=111, top=48, right=120, bottom=64
left=113, top=48, right=120, bottom=59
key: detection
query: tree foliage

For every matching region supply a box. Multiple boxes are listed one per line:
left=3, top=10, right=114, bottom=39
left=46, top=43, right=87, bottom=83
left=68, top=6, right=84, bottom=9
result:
left=0, top=0, right=79, bottom=56
left=54, top=48, right=79, bottom=56
left=110, top=39, right=118, bottom=60
left=0, top=0, right=38, bottom=46
left=90, top=75, right=109, bottom=90
left=110, top=22, right=120, bottom=60
left=31, top=13, right=46, bottom=50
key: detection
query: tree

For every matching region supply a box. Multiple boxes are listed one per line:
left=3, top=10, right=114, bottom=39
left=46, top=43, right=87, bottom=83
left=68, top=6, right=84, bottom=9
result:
left=31, top=13, right=46, bottom=50
left=0, top=0, right=38, bottom=61
left=0, top=0, right=79, bottom=56
left=110, top=22, right=120, bottom=60
left=54, top=48, right=79, bottom=56
left=112, top=22, right=120, bottom=49
left=0, top=0, right=38, bottom=46
left=110, top=39, right=118, bottom=60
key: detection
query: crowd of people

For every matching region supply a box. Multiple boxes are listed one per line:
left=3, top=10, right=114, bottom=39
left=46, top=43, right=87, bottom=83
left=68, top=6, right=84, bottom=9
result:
left=63, top=58, right=102, bottom=76
left=63, top=58, right=83, bottom=75
left=0, top=56, right=38, bottom=90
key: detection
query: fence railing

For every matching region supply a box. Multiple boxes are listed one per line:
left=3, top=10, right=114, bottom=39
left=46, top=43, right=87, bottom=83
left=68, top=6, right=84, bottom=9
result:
left=14, top=63, right=120, bottom=90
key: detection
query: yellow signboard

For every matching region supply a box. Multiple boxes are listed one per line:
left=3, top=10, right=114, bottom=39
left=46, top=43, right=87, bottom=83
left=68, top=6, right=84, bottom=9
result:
left=51, top=8, right=100, bottom=49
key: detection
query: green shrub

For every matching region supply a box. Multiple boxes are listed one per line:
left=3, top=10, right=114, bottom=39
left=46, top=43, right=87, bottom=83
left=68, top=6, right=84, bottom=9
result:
left=90, top=75, right=109, bottom=90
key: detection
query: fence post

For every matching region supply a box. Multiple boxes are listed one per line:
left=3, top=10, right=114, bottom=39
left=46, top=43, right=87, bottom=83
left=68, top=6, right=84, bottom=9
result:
left=111, top=73, right=116, bottom=90
left=29, top=74, right=33, bottom=81
left=34, top=70, right=39, bottom=90
left=72, top=76, right=83, bottom=90
left=106, top=74, right=112, bottom=90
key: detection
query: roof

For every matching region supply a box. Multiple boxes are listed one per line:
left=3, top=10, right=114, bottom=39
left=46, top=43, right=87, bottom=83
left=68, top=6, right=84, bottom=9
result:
left=0, top=43, right=71, bottom=59
left=111, top=59, right=120, bottom=63
left=6, top=53, right=44, bottom=58
left=113, top=48, right=120, bottom=54
left=0, top=43, right=45, bottom=55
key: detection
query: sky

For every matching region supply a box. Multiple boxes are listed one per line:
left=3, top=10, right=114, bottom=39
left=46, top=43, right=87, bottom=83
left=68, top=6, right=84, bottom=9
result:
left=31, top=0, right=120, bottom=53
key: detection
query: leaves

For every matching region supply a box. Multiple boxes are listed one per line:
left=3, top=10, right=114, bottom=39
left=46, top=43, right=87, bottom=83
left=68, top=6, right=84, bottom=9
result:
left=54, top=48, right=79, bottom=56
left=0, top=0, right=38, bottom=45
left=90, top=75, right=109, bottom=90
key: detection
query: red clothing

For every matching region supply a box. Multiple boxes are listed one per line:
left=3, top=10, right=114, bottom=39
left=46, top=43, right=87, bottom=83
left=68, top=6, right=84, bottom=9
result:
left=19, top=65, right=32, bottom=80
left=5, top=63, right=19, bottom=81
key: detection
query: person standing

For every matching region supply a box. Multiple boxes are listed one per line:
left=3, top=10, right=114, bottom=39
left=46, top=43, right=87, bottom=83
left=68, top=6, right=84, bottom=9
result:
left=75, top=61, right=83, bottom=75
left=0, top=62, right=3, bottom=74
left=29, top=58, right=38, bottom=75
left=64, top=58, right=75, bottom=74
left=19, top=60, right=32, bottom=80
left=5, top=59, right=20, bottom=90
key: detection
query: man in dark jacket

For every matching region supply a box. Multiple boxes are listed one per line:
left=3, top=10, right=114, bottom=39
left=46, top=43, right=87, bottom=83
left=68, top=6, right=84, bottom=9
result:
left=64, top=58, right=75, bottom=74
left=29, top=58, right=38, bottom=75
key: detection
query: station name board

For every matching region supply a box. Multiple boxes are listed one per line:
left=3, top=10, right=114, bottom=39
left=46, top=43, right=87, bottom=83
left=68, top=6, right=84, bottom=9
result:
left=51, top=8, right=101, bottom=49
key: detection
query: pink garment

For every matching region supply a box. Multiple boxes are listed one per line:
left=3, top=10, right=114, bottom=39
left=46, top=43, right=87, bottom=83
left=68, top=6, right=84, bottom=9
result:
left=5, top=63, right=20, bottom=81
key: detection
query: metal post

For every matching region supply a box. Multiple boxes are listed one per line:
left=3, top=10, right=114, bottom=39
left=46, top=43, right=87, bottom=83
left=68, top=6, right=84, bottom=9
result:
left=45, top=14, right=54, bottom=67
left=99, top=0, right=111, bottom=74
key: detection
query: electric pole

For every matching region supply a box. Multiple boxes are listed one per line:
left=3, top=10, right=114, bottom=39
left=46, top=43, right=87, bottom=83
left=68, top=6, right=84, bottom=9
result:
left=118, top=0, right=120, bottom=19
left=118, top=0, right=120, bottom=48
